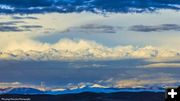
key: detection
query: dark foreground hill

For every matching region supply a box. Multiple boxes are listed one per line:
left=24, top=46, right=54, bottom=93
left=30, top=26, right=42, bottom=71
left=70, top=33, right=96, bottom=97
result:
left=0, top=92, right=164, bottom=101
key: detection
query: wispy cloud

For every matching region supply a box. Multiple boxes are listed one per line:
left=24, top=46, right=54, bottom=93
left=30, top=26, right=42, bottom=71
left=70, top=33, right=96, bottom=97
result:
left=0, top=21, right=25, bottom=26
left=20, top=25, right=43, bottom=29
left=129, top=24, right=180, bottom=32
left=78, top=24, right=118, bottom=33
left=11, top=16, right=38, bottom=20
left=66, top=24, right=121, bottom=34
left=0, top=21, right=43, bottom=32
left=0, top=26, right=23, bottom=32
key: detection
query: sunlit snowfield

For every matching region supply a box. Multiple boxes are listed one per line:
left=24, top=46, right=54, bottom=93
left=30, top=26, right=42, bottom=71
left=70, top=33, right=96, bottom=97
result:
left=0, top=0, right=180, bottom=91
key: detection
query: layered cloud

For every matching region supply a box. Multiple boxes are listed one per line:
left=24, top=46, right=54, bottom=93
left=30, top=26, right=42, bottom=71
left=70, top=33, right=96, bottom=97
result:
left=0, top=20, right=43, bottom=32
left=115, top=73, right=180, bottom=88
left=0, top=11, right=180, bottom=61
left=115, top=77, right=179, bottom=88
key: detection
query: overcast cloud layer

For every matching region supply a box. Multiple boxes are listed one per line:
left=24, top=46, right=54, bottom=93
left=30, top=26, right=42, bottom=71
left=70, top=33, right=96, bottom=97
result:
left=0, top=0, right=180, bottom=14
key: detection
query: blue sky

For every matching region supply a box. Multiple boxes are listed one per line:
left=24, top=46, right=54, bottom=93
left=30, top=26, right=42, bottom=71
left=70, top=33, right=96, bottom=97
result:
left=0, top=0, right=180, bottom=89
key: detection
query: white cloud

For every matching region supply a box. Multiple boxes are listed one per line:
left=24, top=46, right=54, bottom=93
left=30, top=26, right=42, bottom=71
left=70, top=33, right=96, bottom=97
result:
left=0, top=38, right=180, bottom=60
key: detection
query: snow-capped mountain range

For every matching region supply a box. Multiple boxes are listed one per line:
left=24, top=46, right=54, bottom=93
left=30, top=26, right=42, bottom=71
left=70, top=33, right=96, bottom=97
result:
left=0, top=84, right=165, bottom=95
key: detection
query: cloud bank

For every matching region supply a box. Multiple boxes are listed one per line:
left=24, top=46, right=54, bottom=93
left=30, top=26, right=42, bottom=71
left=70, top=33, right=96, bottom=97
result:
left=0, top=38, right=180, bottom=61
